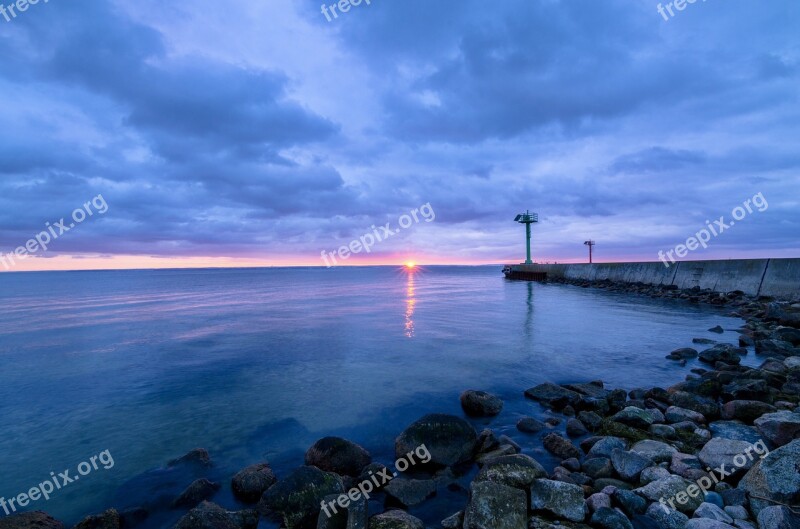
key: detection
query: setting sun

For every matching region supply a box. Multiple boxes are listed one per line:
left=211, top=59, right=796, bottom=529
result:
left=405, top=261, right=416, bottom=269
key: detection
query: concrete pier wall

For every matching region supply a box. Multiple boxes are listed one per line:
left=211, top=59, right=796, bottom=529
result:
left=509, top=258, right=800, bottom=300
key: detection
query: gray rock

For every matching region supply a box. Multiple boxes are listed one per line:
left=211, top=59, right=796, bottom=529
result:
left=631, top=440, right=678, bottom=464
left=172, top=479, right=221, bottom=508
left=708, top=421, right=762, bottom=444
left=394, top=414, right=477, bottom=467
left=668, top=348, right=699, bottom=361
left=611, top=489, right=647, bottom=517
left=369, top=510, right=424, bottom=529
left=258, top=466, right=343, bottom=528
left=543, top=432, right=581, bottom=460
left=651, top=424, right=678, bottom=439
left=645, top=502, right=690, bottom=529
left=463, top=481, right=527, bottom=529
left=474, top=453, right=547, bottom=489
left=722, top=506, right=747, bottom=520
left=173, top=502, right=257, bottom=529
left=440, top=511, right=463, bottom=529
left=583, top=457, right=615, bottom=479
left=666, top=407, right=707, bottom=425
left=756, top=505, right=800, bottom=529
left=305, top=437, right=372, bottom=477
left=754, top=410, right=800, bottom=447
left=530, top=478, right=587, bottom=522
left=460, top=390, right=504, bottom=417
left=587, top=492, right=612, bottom=512
left=383, top=478, right=436, bottom=507
left=0, top=512, right=64, bottom=529
left=589, top=437, right=629, bottom=459
left=697, top=438, right=760, bottom=474
left=231, top=463, right=277, bottom=503
left=517, top=416, right=545, bottom=433
left=670, top=453, right=704, bottom=480
left=591, top=507, right=633, bottom=529
left=611, top=449, right=655, bottom=482
left=640, top=466, right=672, bottom=484
left=685, top=520, right=736, bottom=529
left=693, top=503, right=733, bottom=524
left=739, top=439, right=800, bottom=516
left=72, top=510, right=121, bottom=529
left=579, top=411, right=605, bottom=432
left=168, top=448, right=212, bottom=468
left=524, top=383, right=582, bottom=410
left=612, top=407, right=658, bottom=429
left=568, top=418, right=590, bottom=437
left=720, top=488, right=747, bottom=507
left=635, top=475, right=703, bottom=514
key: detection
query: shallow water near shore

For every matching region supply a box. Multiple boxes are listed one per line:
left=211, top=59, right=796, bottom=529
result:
left=0, top=266, right=754, bottom=526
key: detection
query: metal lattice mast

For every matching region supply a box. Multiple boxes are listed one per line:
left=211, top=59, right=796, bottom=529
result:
left=584, top=240, right=596, bottom=264
left=514, top=210, right=539, bottom=265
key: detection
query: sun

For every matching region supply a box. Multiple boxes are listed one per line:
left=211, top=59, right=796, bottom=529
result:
left=405, top=261, right=416, bottom=269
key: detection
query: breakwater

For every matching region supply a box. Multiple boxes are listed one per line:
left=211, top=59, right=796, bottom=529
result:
left=506, top=258, right=800, bottom=300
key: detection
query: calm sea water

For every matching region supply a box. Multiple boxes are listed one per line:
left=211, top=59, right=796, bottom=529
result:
left=0, top=266, right=750, bottom=526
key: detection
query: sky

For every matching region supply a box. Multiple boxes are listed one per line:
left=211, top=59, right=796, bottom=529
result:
left=0, top=0, right=798, bottom=271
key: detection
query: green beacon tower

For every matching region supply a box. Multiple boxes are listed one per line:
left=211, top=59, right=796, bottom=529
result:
left=514, top=210, right=539, bottom=265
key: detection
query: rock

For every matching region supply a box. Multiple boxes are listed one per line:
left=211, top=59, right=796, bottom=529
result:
left=699, top=345, right=743, bottom=365
left=694, top=338, right=718, bottom=345
left=395, top=414, right=476, bottom=467
left=528, top=516, right=593, bottom=529
left=543, top=432, right=582, bottom=460
left=258, top=466, right=343, bottom=528
left=383, top=478, right=436, bottom=507
left=119, top=508, right=148, bottom=528
left=563, top=457, right=582, bottom=472
left=709, top=326, right=725, bottom=334
left=720, top=401, right=777, bottom=424
left=685, top=521, right=736, bottom=529
left=611, top=449, right=654, bottom=482
left=591, top=507, right=634, bottom=529
left=670, top=452, right=704, bottom=480
left=720, top=488, right=747, bottom=507
left=474, top=453, right=547, bottom=489
left=589, top=437, right=629, bottom=459
left=231, top=463, right=277, bottom=503
left=630, top=515, right=663, bottom=529
left=530, top=478, right=587, bottom=522
left=517, top=416, right=545, bottom=433
left=640, top=466, right=672, bottom=484
left=612, top=407, right=658, bottom=429
left=784, top=357, right=800, bottom=369
left=305, top=437, right=372, bottom=477
left=71, top=510, right=121, bottom=529
left=635, top=475, right=703, bottom=514
left=666, top=407, right=707, bottom=425
left=697, top=438, right=760, bottom=474
left=705, top=491, right=725, bottom=508
left=739, top=439, right=800, bottom=516
left=645, top=502, right=690, bottom=529
left=721, top=379, right=770, bottom=402
left=651, top=424, right=678, bottom=439
left=756, top=505, right=800, bottom=529
left=774, top=327, right=800, bottom=346
left=722, top=506, right=747, bottom=520
left=670, top=392, right=720, bottom=420
left=167, top=448, right=212, bottom=468
left=755, top=339, right=797, bottom=358
left=173, top=502, right=257, bottom=529
left=612, top=489, right=647, bottom=517
left=440, top=511, right=464, bottom=529
left=524, top=382, right=582, bottom=410
left=172, top=479, right=221, bottom=508
left=460, top=390, right=504, bottom=417
left=568, top=418, right=590, bottom=437
left=754, top=411, right=800, bottom=447
left=587, top=493, right=612, bottom=512
left=463, top=481, right=527, bottom=529
left=476, top=444, right=517, bottom=464
left=693, top=503, right=733, bottom=524
left=579, top=411, right=604, bottom=432
left=583, top=457, right=615, bottom=479
left=668, top=348, right=700, bottom=360
left=0, top=513, right=64, bottom=529
left=369, top=510, right=424, bottom=529
left=631, top=440, right=678, bottom=464
left=708, top=421, right=761, bottom=444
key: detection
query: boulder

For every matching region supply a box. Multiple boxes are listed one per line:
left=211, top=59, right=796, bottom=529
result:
left=591, top=507, right=634, bottom=529
left=383, top=478, right=436, bottom=507
left=668, top=348, right=699, bottom=361
left=168, top=448, right=212, bottom=468
left=0, top=513, right=64, bottom=529
left=463, top=481, right=527, bottom=529
left=699, top=345, right=743, bottom=365
left=460, top=390, right=504, bottom=417
left=587, top=493, right=612, bottom=512
left=611, top=407, right=658, bottom=429
left=670, top=452, right=705, bottom=480
left=631, top=440, right=678, bottom=464
left=173, top=502, right=257, bottom=529
left=440, top=511, right=464, bottom=529
left=685, top=520, right=736, bottom=529
left=474, top=453, right=547, bottom=489
left=588, top=437, right=628, bottom=459
left=305, top=437, right=371, bottom=477
left=708, top=421, right=761, bottom=444
left=697, top=438, right=760, bottom=474
left=756, top=505, right=800, bottom=529
left=231, top=463, right=277, bottom=503
left=395, top=414, right=477, bottom=467
left=72, top=510, right=121, bottom=529
left=666, top=407, right=707, bottom=425
left=610, top=449, right=654, bottom=482
left=645, top=502, right=690, bottom=529
left=611, top=489, right=647, bottom=517
left=739, top=439, right=800, bottom=516
left=524, top=383, right=582, bottom=410
left=579, top=411, right=604, bottom=432
left=542, top=433, right=582, bottom=460
left=172, top=479, right=221, bottom=508
left=369, top=510, right=424, bottom=529
left=517, top=416, right=545, bottom=433
left=670, top=392, right=720, bottom=420
left=258, top=466, right=343, bottom=528
left=693, top=502, right=733, bottom=524
left=754, top=410, right=800, bottom=447
left=582, top=457, right=615, bottom=479
left=639, top=466, right=671, bottom=484
left=530, top=479, right=587, bottom=522
left=635, top=475, right=703, bottom=514
left=567, top=418, right=590, bottom=437
left=720, top=401, right=777, bottom=424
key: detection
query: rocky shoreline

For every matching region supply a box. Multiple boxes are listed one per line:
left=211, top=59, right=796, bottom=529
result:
left=2, top=282, right=799, bottom=529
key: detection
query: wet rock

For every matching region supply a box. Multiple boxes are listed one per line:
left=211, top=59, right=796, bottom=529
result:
left=440, top=511, right=463, bottom=529
left=739, top=439, right=800, bottom=516
left=395, top=414, right=476, bottom=467
left=528, top=516, right=593, bottom=529
left=583, top=457, right=615, bottom=479
left=516, top=416, right=545, bottom=433
left=369, top=510, right=424, bottom=529
left=72, top=510, right=121, bottom=529
left=119, top=508, right=148, bottom=528
left=631, top=440, right=678, bottom=464
left=610, top=449, right=654, bottom=482
left=669, top=392, right=720, bottom=420
left=0, top=513, right=64, bottom=529
left=720, top=401, right=777, bottom=424
left=545, top=417, right=562, bottom=427
left=588, top=437, right=628, bottom=459
left=563, top=457, right=581, bottom=472
left=722, top=506, right=747, bottom=520
left=756, top=505, right=800, bottom=529
left=475, top=428, right=500, bottom=454
left=698, top=438, right=760, bottom=475
left=720, top=488, right=747, bottom=507
left=463, top=481, right=527, bottom=529
left=693, top=503, right=733, bottom=524
left=579, top=411, right=604, bottom=432
left=530, top=479, right=587, bottom=522
left=567, top=418, right=589, bottom=437
left=587, top=492, right=612, bottom=512
left=172, top=479, right=221, bottom=508
left=259, top=466, right=343, bottom=528
left=460, top=390, right=504, bottom=417
left=611, top=407, right=658, bottom=429
left=305, top=437, right=372, bottom=477
left=685, top=520, right=736, bottom=529
left=612, top=489, right=647, bottom=517
left=591, top=507, right=633, bottom=529
left=709, top=326, right=725, bottom=334
left=645, top=502, right=690, bottom=529
left=474, top=453, right=547, bottom=489
left=699, top=345, right=743, bottom=365
left=668, top=348, right=700, bottom=361
left=173, top=502, right=257, bottom=529
left=754, top=410, right=800, bottom=447
left=721, top=379, right=769, bottom=401
left=666, top=407, right=707, bottom=425
left=755, top=339, right=797, bottom=358
left=707, top=421, right=761, bottom=444
left=651, top=424, right=677, bottom=439
left=231, top=463, right=277, bottom=503
left=543, top=432, right=582, bottom=460
left=635, top=475, right=703, bottom=514
left=168, top=448, right=212, bottom=468
left=639, top=466, right=671, bottom=484
left=670, top=453, right=704, bottom=480
left=694, top=338, right=718, bottom=345
left=524, top=383, right=582, bottom=410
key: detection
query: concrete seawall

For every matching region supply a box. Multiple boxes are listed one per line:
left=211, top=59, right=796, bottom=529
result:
left=507, top=258, right=800, bottom=300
